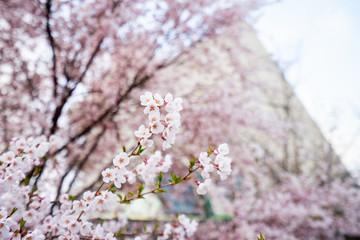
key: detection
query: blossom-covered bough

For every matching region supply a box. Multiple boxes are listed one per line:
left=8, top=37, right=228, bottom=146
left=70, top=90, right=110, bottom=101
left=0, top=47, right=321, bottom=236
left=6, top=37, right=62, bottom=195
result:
left=1, top=0, right=360, bottom=239
left=0, top=92, right=232, bottom=240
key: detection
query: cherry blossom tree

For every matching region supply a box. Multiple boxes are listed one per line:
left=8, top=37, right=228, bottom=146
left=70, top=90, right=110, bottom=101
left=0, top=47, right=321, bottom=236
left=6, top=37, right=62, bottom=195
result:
left=1, top=0, right=360, bottom=239
left=0, top=0, right=260, bottom=199
left=0, top=0, right=259, bottom=239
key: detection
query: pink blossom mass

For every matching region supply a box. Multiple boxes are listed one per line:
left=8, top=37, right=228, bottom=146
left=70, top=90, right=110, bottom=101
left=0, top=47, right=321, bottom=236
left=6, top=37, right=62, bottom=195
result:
left=0, top=0, right=359, bottom=239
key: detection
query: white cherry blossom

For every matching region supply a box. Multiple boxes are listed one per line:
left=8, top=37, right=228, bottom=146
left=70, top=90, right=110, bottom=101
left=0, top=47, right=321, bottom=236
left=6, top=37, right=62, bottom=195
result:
left=102, top=168, right=115, bottom=183
left=197, top=179, right=212, bottom=195
left=134, top=125, right=151, bottom=139
left=153, top=93, right=164, bottom=106
left=216, top=143, right=229, bottom=155
left=143, top=101, right=159, bottom=115
left=112, top=152, right=130, bottom=168
left=140, top=91, right=153, bottom=106
left=150, top=121, right=165, bottom=134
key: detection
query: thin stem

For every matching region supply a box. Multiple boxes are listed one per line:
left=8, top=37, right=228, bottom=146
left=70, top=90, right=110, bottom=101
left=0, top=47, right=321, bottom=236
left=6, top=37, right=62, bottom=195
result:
left=95, top=182, right=105, bottom=195
left=77, top=182, right=105, bottom=221
left=129, top=141, right=141, bottom=156
left=123, top=166, right=201, bottom=203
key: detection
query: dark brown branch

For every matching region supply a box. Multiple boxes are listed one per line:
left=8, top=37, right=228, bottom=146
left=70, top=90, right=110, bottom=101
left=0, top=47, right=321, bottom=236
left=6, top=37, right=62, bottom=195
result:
left=49, top=37, right=104, bottom=135
left=56, top=71, right=151, bottom=153
left=77, top=37, right=104, bottom=83
left=45, top=0, right=58, bottom=99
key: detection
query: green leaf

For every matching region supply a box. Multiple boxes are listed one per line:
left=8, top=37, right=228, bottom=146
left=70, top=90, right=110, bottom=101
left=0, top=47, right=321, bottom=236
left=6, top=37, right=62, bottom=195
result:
left=34, top=167, right=42, bottom=176
left=69, top=195, right=76, bottom=201
left=257, top=233, right=265, bottom=240
left=310, top=215, right=323, bottom=221
left=176, top=179, right=183, bottom=184
left=117, top=194, right=123, bottom=201
left=128, top=192, right=134, bottom=196
left=9, top=208, right=18, bottom=217
left=156, top=189, right=167, bottom=193
left=122, top=145, right=126, bottom=152
left=189, top=157, right=196, bottom=169
left=175, top=176, right=183, bottom=184
left=109, top=185, right=116, bottom=193
left=170, top=173, right=177, bottom=182
left=136, top=145, right=146, bottom=155
left=169, top=173, right=182, bottom=184
left=23, top=177, right=30, bottom=186
left=334, top=209, right=345, bottom=216
left=157, top=172, right=163, bottom=184
left=136, top=145, right=142, bottom=155
left=20, top=218, right=26, bottom=230
left=116, top=229, right=122, bottom=237
left=137, top=183, right=144, bottom=195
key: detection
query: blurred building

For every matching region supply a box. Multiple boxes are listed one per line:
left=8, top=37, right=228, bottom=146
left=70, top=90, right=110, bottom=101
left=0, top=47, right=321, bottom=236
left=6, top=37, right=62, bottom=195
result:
left=168, top=23, right=348, bottom=177
left=125, top=23, right=349, bottom=219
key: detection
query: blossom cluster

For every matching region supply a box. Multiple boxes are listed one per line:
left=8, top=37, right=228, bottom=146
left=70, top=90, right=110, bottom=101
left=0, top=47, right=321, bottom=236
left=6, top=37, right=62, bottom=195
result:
left=46, top=191, right=123, bottom=239
left=0, top=92, right=234, bottom=240
left=136, top=151, right=172, bottom=186
left=0, top=137, right=50, bottom=185
left=101, top=152, right=136, bottom=188
left=0, top=136, right=50, bottom=197
left=0, top=189, right=127, bottom=239
left=158, top=214, right=198, bottom=240
left=102, top=150, right=173, bottom=187
left=0, top=137, right=51, bottom=240
left=196, top=143, right=232, bottom=195
left=0, top=138, right=126, bottom=240
left=135, top=91, right=183, bottom=150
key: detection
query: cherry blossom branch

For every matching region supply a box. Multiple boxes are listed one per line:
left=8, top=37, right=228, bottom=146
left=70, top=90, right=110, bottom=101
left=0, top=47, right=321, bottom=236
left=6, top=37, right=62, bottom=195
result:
left=121, top=166, right=201, bottom=203
left=77, top=181, right=106, bottom=221
left=74, top=142, right=141, bottom=199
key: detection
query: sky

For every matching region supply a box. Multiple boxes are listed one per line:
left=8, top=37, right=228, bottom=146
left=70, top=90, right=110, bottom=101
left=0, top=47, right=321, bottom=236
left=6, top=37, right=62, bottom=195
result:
left=252, top=0, right=360, bottom=172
